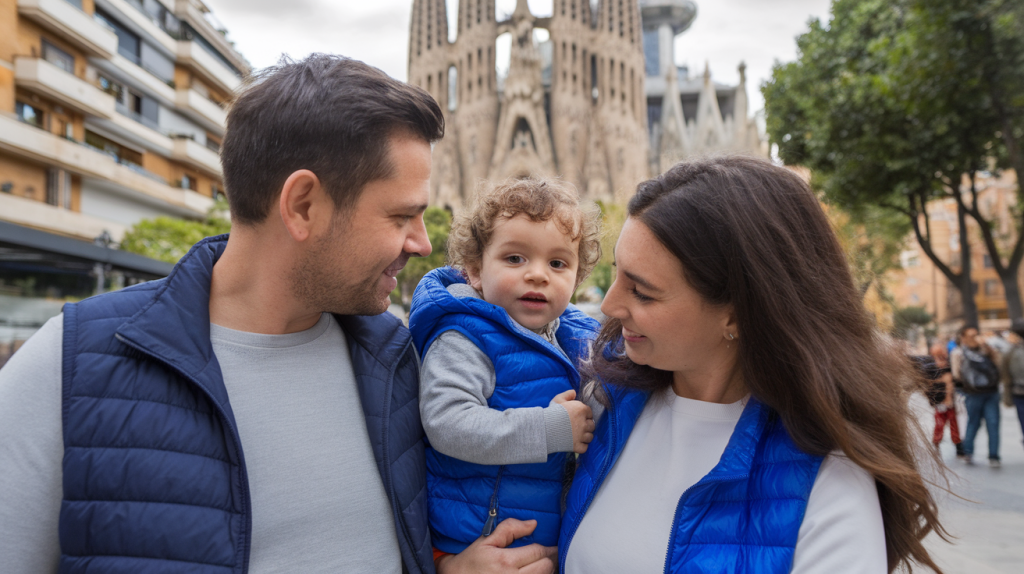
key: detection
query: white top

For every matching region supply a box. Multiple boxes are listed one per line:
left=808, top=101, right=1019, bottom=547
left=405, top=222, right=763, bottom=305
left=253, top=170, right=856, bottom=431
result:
left=564, top=387, right=887, bottom=574
left=0, top=313, right=402, bottom=574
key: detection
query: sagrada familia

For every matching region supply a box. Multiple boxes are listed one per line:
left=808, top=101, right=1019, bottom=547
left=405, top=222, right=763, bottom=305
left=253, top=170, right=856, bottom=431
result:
left=407, top=0, right=766, bottom=209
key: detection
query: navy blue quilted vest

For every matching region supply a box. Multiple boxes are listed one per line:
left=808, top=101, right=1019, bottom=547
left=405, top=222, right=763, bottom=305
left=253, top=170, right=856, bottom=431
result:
left=408, top=267, right=599, bottom=553
left=560, top=385, right=825, bottom=573
left=59, top=236, right=435, bottom=574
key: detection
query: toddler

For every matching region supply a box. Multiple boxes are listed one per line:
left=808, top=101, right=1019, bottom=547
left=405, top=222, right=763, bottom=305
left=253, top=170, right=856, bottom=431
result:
left=409, top=178, right=603, bottom=556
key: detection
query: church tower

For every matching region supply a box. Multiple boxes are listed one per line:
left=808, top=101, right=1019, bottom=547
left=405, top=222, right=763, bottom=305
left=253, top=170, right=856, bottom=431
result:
left=589, top=0, right=649, bottom=202
left=548, top=0, right=597, bottom=194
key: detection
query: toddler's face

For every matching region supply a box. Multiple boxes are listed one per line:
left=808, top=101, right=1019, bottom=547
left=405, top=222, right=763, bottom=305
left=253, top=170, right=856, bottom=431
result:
left=467, top=214, right=580, bottom=331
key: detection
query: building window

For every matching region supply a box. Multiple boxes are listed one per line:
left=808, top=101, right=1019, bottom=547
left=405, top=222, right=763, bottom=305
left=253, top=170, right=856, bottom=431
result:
left=180, top=174, right=197, bottom=191
left=643, top=29, right=659, bottom=77
left=42, top=40, right=75, bottom=73
left=96, top=8, right=141, bottom=64
left=983, top=254, right=993, bottom=268
left=984, top=279, right=1000, bottom=297
left=448, top=65, right=458, bottom=111
left=16, top=101, right=45, bottom=129
left=46, top=168, right=72, bottom=209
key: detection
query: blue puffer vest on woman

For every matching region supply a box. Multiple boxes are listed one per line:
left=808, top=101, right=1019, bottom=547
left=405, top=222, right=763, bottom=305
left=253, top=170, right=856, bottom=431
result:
left=59, top=236, right=435, bottom=574
left=560, top=384, right=825, bottom=573
left=409, top=267, right=600, bottom=553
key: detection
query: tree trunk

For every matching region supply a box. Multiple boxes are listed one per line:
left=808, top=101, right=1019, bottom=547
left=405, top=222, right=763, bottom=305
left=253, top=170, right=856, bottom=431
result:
left=958, top=201, right=980, bottom=328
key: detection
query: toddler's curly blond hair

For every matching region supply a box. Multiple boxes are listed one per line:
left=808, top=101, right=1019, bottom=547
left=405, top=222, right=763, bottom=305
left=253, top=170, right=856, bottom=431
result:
left=448, top=178, right=602, bottom=289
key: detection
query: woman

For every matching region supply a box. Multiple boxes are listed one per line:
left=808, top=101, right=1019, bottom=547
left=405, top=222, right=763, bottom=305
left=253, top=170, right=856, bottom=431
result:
left=561, top=157, right=946, bottom=573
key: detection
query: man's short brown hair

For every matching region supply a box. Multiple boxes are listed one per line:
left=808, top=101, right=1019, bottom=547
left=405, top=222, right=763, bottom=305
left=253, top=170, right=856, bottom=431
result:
left=448, top=178, right=602, bottom=289
left=221, top=54, right=444, bottom=225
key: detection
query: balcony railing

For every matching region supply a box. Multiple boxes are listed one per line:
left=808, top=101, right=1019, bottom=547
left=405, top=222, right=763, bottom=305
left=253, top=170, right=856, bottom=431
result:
left=114, top=101, right=166, bottom=135
left=78, top=140, right=168, bottom=184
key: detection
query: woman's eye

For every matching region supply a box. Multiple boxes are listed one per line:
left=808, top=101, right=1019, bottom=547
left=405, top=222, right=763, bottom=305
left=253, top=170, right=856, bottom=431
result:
left=631, top=287, right=653, bottom=302
left=506, top=255, right=522, bottom=264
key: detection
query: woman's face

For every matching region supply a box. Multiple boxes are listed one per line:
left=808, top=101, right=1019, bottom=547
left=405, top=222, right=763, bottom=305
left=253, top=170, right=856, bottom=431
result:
left=601, top=218, right=738, bottom=393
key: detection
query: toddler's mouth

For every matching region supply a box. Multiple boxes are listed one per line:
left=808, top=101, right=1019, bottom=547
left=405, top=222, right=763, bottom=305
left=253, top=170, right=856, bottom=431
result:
left=520, top=292, right=548, bottom=303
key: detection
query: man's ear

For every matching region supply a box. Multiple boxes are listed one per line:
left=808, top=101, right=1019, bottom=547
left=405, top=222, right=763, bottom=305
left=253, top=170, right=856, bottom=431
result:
left=278, top=170, right=330, bottom=242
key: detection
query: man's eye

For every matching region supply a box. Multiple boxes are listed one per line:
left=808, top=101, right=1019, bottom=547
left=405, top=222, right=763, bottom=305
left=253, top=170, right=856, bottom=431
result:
left=506, top=255, right=522, bottom=264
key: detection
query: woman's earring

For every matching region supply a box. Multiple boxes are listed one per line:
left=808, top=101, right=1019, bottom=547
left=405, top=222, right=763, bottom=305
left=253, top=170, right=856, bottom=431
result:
left=727, top=333, right=736, bottom=341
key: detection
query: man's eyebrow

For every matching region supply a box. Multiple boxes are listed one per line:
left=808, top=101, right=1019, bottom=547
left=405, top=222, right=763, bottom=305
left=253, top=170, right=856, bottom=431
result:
left=624, top=270, right=659, bottom=291
left=396, top=203, right=429, bottom=214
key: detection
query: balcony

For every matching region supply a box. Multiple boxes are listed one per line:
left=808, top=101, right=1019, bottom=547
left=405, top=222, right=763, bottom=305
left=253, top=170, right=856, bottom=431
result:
left=100, top=0, right=178, bottom=54
left=173, top=0, right=250, bottom=76
left=0, top=113, right=210, bottom=218
left=17, top=0, right=118, bottom=58
left=177, top=40, right=242, bottom=94
left=175, top=88, right=226, bottom=134
left=101, top=102, right=174, bottom=154
left=0, top=191, right=128, bottom=242
left=171, top=136, right=222, bottom=177
left=14, top=57, right=116, bottom=119
left=91, top=54, right=177, bottom=108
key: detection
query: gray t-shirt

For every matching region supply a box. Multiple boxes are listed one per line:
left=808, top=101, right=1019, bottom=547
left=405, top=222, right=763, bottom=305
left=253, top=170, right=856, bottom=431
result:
left=0, top=313, right=401, bottom=573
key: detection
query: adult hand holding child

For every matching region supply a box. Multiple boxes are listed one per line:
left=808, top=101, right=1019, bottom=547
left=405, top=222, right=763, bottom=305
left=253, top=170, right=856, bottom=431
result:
left=552, top=389, right=596, bottom=453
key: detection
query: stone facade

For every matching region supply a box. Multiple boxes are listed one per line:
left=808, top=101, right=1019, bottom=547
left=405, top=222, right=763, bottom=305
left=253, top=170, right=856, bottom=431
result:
left=640, top=0, right=767, bottom=175
left=408, top=0, right=650, bottom=209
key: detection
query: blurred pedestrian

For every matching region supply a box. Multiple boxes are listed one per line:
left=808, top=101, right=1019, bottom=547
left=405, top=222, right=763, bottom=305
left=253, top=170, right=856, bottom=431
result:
left=951, top=326, right=1002, bottom=467
left=1006, top=322, right=1024, bottom=450
left=920, top=345, right=963, bottom=457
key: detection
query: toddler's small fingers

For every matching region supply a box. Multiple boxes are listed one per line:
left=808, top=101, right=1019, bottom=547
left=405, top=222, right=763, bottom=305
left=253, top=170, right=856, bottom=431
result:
left=552, top=389, right=577, bottom=404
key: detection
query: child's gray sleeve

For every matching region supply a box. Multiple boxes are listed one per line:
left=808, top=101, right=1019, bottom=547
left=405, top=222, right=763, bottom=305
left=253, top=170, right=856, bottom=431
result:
left=419, top=330, right=574, bottom=465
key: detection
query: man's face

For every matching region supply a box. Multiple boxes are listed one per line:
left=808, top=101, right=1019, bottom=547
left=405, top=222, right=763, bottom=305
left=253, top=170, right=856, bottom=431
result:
left=292, top=134, right=432, bottom=315
left=962, top=328, right=979, bottom=348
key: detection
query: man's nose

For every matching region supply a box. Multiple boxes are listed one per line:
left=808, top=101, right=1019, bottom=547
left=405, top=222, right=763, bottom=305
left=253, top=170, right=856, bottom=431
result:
left=407, top=216, right=432, bottom=257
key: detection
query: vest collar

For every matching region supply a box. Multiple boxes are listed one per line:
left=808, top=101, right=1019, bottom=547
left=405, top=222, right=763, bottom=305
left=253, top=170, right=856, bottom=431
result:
left=706, top=397, right=770, bottom=478
left=115, top=235, right=229, bottom=406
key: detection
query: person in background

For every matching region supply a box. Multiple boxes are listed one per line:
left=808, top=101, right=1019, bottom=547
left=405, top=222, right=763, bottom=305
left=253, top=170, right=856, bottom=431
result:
left=950, top=326, right=1002, bottom=467
left=1005, top=321, right=1024, bottom=450
left=922, top=345, right=963, bottom=457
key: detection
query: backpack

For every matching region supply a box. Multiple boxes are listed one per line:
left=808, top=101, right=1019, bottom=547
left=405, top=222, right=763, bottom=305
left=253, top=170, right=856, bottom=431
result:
left=961, top=347, right=999, bottom=392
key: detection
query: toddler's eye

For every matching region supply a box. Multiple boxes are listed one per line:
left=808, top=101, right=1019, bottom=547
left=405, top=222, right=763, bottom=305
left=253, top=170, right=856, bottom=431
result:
left=506, top=255, right=523, bottom=264
left=550, top=260, right=567, bottom=269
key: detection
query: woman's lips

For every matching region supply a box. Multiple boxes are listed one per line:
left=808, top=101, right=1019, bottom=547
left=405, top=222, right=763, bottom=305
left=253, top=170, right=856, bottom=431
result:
left=622, top=327, right=646, bottom=343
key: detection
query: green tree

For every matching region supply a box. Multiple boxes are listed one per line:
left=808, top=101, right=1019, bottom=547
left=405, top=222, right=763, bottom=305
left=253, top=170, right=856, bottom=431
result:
left=120, top=200, right=231, bottom=264
left=764, top=0, right=1024, bottom=326
left=392, top=206, right=452, bottom=308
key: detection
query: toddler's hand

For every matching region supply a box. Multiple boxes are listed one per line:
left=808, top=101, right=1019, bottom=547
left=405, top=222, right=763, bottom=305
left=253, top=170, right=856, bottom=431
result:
left=552, top=389, right=595, bottom=454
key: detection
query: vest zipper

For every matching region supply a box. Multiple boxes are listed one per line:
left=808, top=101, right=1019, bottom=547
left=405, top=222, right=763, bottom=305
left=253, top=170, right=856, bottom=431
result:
left=559, top=401, right=618, bottom=572
left=481, top=465, right=507, bottom=537
left=661, top=473, right=745, bottom=574
left=378, top=338, right=429, bottom=574
left=114, top=332, right=253, bottom=572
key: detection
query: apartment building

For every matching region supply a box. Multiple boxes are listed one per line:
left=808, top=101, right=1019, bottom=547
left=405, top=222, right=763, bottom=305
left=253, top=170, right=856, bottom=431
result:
left=889, top=170, right=1021, bottom=335
left=0, top=0, right=250, bottom=365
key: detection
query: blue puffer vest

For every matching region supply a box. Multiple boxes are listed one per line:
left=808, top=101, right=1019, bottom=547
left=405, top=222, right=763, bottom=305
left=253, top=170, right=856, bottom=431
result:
left=408, top=267, right=600, bottom=553
left=560, top=384, right=826, bottom=573
left=59, top=236, right=435, bottom=574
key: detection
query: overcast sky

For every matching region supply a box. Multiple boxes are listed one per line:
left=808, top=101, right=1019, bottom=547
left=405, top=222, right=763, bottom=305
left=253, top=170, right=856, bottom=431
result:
left=202, top=0, right=833, bottom=115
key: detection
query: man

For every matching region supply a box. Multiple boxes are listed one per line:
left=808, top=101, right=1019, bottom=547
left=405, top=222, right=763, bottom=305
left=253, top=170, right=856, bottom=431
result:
left=950, top=325, right=1002, bottom=467
left=0, top=55, right=555, bottom=573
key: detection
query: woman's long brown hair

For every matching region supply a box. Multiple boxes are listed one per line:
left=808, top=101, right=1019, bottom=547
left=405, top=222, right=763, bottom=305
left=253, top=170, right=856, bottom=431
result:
left=588, top=156, right=948, bottom=573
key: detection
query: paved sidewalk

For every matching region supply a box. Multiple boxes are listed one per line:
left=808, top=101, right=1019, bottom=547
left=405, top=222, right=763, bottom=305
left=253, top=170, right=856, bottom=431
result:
left=910, top=394, right=1024, bottom=573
